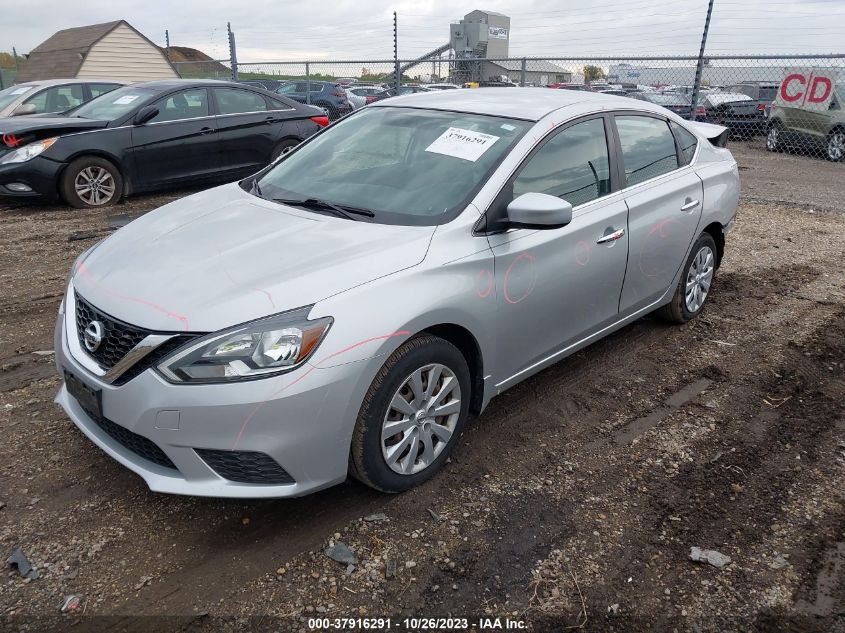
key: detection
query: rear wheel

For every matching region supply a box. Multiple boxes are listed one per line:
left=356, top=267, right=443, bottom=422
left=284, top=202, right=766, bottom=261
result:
left=657, top=232, right=718, bottom=324
left=271, top=138, right=300, bottom=161
left=349, top=335, right=470, bottom=493
left=60, top=156, right=123, bottom=208
left=766, top=123, right=782, bottom=152
left=826, top=129, right=845, bottom=162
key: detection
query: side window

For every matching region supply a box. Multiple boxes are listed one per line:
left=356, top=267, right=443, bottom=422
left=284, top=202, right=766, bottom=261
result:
left=615, top=115, right=679, bottom=187
left=150, top=89, right=209, bottom=123
left=215, top=88, right=269, bottom=115
left=512, top=118, right=611, bottom=206
left=670, top=121, right=698, bottom=166
left=88, top=83, right=121, bottom=98
left=268, top=97, right=292, bottom=110
left=277, top=84, right=299, bottom=94
left=24, top=84, right=85, bottom=113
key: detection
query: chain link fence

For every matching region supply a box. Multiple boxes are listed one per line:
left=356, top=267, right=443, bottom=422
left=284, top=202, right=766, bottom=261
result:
left=179, top=55, right=843, bottom=162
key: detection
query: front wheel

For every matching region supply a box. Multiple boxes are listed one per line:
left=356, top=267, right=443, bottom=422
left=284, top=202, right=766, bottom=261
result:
left=658, top=233, right=718, bottom=324
left=60, top=156, right=123, bottom=208
left=766, top=124, right=782, bottom=152
left=349, top=335, right=471, bottom=493
left=826, top=129, right=845, bottom=162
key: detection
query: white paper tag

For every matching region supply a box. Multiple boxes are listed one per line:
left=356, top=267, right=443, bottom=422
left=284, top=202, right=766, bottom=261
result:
left=11, top=87, right=32, bottom=95
left=113, top=95, right=139, bottom=105
left=425, top=127, right=500, bottom=162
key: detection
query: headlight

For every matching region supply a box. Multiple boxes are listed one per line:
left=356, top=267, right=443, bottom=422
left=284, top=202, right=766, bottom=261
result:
left=156, top=307, right=332, bottom=383
left=0, top=137, right=58, bottom=165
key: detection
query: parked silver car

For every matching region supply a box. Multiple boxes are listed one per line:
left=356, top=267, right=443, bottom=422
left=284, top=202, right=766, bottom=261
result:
left=0, top=79, right=124, bottom=117
left=55, top=89, right=739, bottom=498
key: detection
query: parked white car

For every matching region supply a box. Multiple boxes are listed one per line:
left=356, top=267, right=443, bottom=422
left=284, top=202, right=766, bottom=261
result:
left=345, top=85, right=383, bottom=110
left=0, top=79, right=124, bottom=118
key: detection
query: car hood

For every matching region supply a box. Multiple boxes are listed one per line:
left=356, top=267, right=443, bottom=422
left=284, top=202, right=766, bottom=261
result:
left=73, top=183, right=436, bottom=332
left=0, top=116, right=108, bottom=136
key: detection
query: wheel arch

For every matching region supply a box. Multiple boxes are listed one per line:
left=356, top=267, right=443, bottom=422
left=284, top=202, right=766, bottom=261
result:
left=701, top=221, right=725, bottom=269
left=420, top=323, right=485, bottom=417
left=58, top=151, right=129, bottom=196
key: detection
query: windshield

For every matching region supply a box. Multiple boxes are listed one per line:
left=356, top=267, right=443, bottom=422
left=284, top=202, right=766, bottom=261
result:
left=71, top=85, right=158, bottom=120
left=650, top=93, right=691, bottom=106
left=0, top=84, right=35, bottom=111
left=256, top=107, right=530, bottom=225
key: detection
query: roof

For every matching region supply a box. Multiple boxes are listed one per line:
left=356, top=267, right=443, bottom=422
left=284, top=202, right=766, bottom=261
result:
left=371, top=87, right=658, bottom=121
left=16, top=20, right=176, bottom=82
left=487, top=60, right=569, bottom=74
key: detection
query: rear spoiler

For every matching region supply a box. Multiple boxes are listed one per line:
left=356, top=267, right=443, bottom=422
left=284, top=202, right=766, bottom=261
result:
left=689, top=121, right=730, bottom=148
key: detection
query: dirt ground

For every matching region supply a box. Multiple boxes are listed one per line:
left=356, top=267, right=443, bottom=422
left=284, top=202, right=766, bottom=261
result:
left=0, top=143, right=843, bottom=633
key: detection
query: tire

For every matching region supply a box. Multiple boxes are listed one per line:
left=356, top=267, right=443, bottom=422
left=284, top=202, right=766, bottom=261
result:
left=766, top=123, right=782, bottom=153
left=271, top=138, right=300, bottom=161
left=60, top=156, right=123, bottom=208
left=349, top=334, right=471, bottom=493
left=657, top=232, right=718, bottom=324
left=826, top=129, right=845, bottom=162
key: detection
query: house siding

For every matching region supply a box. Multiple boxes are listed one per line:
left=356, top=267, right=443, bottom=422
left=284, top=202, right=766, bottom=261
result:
left=77, top=24, right=177, bottom=81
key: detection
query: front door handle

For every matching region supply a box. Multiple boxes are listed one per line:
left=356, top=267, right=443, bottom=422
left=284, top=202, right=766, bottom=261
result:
left=199, top=126, right=214, bottom=135
left=681, top=198, right=700, bottom=212
left=597, top=228, right=625, bottom=244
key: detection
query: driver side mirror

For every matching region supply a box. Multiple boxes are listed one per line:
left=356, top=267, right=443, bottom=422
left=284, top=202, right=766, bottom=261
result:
left=506, top=192, right=573, bottom=229
left=134, top=105, right=159, bottom=125
left=12, top=103, right=37, bottom=116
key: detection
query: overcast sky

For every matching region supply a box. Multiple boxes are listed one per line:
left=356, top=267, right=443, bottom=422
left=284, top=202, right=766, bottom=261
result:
left=4, top=0, right=843, bottom=64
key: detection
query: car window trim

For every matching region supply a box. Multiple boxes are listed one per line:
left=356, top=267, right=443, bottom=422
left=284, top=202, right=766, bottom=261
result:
left=610, top=110, right=690, bottom=191
left=210, top=86, right=293, bottom=116
left=476, top=112, right=622, bottom=235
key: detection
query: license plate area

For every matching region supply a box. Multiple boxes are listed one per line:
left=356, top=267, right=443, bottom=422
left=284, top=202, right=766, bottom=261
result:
left=64, top=369, right=103, bottom=421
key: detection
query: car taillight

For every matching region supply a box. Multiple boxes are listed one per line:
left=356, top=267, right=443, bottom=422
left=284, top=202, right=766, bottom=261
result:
left=310, top=115, right=330, bottom=127
left=695, top=106, right=707, bottom=117
left=329, top=91, right=345, bottom=97
left=757, top=103, right=766, bottom=111
left=365, top=95, right=378, bottom=104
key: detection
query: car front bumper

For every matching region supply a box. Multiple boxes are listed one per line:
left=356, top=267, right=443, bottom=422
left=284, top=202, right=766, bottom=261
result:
left=53, top=291, right=370, bottom=498
left=0, top=156, right=63, bottom=202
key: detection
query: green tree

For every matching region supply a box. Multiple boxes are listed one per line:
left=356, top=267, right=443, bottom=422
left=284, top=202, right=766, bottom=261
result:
left=583, top=65, right=606, bottom=83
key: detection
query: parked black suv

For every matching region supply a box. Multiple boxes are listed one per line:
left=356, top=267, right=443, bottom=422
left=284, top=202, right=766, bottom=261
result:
left=275, top=81, right=352, bottom=120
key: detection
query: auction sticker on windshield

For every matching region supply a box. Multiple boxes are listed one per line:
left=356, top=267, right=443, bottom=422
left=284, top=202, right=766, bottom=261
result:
left=113, top=95, right=140, bottom=105
left=425, top=127, right=500, bottom=162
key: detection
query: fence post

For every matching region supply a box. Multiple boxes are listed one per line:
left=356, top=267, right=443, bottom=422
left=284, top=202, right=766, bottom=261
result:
left=520, top=57, right=527, bottom=87
left=690, top=0, right=715, bottom=119
left=305, top=62, right=311, bottom=105
left=227, top=22, right=239, bottom=81
left=393, top=12, right=400, bottom=90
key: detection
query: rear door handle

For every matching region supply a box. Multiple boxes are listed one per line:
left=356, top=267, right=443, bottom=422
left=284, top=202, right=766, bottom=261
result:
left=596, top=228, right=625, bottom=244
left=681, top=199, right=700, bottom=212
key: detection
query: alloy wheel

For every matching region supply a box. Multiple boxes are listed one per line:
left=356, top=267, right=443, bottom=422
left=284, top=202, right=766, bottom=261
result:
left=381, top=363, right=461, bottom=475
left=74, top=166, right=116, bottom=206
left=828, top=132, right=845, bottom=161
left=685, top=245, right=715, bottom=313
left=766, top=126, right=779, bottom=151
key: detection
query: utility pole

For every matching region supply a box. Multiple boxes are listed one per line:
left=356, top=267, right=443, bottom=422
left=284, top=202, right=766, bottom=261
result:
left=393, top=11, right=399, bottom=91
left=227, top=22, right=238, bottom=81
left=690, top=0, right=715, bottom=120
left=164, top=30, right=170, bottom=61
left=12, top=46, right=19, bottom=70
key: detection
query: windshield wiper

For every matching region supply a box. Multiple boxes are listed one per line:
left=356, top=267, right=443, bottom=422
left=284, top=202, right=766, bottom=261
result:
left=250, top=180, right=263, bottom=198
left=272, top=197, right=375, bottom=220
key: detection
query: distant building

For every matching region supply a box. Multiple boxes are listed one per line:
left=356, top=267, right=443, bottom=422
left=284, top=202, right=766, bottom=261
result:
left=606, top=62, right=833, bottom=87
left=449, top=10, right=568, bottom=84
left=17, top=20, right=178, bottom=83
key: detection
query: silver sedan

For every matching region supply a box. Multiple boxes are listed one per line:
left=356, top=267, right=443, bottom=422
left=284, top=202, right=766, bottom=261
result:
left=55, top=88, right=739, bottom=498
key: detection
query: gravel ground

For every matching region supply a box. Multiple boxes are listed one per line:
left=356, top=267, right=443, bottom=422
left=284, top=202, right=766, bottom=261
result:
left=0, top=143, right=843, bottom=632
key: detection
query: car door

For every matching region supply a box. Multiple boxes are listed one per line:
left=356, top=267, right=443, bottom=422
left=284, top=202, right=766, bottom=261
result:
left=614, top=113, right=704, bottom=313
left=485, top=115, right=631, bottom=385
left=212, top=87, right=281, bottom=175
left=130, top=88, right=219, bottom=189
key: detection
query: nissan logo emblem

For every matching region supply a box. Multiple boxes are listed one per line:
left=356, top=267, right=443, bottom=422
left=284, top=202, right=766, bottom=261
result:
left=83, top=321, right=104, bottom=352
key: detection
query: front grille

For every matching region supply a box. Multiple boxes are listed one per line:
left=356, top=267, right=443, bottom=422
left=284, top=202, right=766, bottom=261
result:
left=75, top=293, right=150, bottom=370
left=91, top=415, right=177, bottom=470
left=195, top=449, right=295, bottom=485
left=74, top=292, right=199, bottom=385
